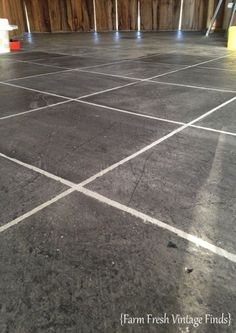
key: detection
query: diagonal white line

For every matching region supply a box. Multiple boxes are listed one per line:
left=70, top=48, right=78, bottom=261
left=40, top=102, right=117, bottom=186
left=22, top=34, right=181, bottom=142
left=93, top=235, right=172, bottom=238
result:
left=0, top=188, right=75, bottom=233
left=147, top=80, right=236, bottom=94
left=0, top=81, right=72, bottom=100
left=77, top=187, right=236, bottom=264
left=0, top=152, right=75, bottom=187
left=0, top=100, right=72, bottom=121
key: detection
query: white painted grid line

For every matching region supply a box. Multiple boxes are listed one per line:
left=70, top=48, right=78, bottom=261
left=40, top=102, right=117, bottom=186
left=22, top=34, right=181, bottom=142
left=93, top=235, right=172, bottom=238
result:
left=77, top=99, right=185, bottom=126
left=77, top=68, right=142, bottom=81
left=0, top=81, right=71, bottom=100
left=0, top=188, right=75, bottom=234
left=77, top=81, right=139, bottom=100
left=191, top=124, right=236, bottom=137
left=147, top=80, right=236, bottom=94
left=0, top=100, right=72, bottom=121
left=0, top=152, right=75, bottom=188
left=199, top=66, right=236, bottom=72
left=5, top=68, right=75, bottom=82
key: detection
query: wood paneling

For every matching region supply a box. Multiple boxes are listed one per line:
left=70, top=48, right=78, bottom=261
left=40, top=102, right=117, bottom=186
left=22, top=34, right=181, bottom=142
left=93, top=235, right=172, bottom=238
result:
left=24, top=0, right=94, bottom=32
left=140, top=0, right=181, bottom=31
left=1, top=0, right=233, bottom=35
left=25, top=0, right=51, bottom=32
left=95, top=0, right=116, bottom=31
left=118, top=0, right=138, bottom=30
left=48, top=0, right=70, bottom=32
left=182, top=0, right=208, bottom=30
left=66, top=0, right=94, bottom=31
left=0, top=0, right=26, bottom=36
left=223, top=0, right=236, bottom=28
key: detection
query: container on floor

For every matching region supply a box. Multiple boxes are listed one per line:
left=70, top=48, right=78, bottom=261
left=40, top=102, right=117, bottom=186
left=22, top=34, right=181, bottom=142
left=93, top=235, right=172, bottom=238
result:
left=228, top=26, right=236, bottom=50
left=0, top=18, right=18, bottom=54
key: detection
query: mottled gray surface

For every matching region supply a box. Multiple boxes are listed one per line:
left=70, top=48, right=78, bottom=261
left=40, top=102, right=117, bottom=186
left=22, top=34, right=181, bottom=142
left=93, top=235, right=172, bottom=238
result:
left=0, top=157, right=67, bottom=226
left=0, top=59, right=65, bottom=81
left=0, top=192, right=235, bottom=333
left=0, top=101, right=176, bottom=182
left=87, top=127, right=236, bottom=253
left=196, top=100, right=236, bottom=133
left=154, top=66, right=236, bottom=91
left=0, top=84, right=65, bottom=117
left=85, top=81, right=235, bottom=122
left=0, top=31, right=236, bottom=333
left=11, top=71, right=135, bottom=98
left=79, top=60, right=185, bottom=79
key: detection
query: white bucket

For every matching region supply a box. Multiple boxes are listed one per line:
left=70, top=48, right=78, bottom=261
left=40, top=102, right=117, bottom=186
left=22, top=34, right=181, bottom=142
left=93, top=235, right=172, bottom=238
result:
left=0, top=18, right=18, bottom=54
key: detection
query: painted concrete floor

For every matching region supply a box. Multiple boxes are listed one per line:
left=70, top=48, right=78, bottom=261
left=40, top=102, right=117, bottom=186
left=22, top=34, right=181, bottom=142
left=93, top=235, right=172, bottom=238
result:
left=0, top=32, right=236, bottom=333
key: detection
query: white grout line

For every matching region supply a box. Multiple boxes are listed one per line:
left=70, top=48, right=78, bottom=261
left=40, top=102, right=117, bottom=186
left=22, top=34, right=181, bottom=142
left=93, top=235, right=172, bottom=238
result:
left=0, top=100, right=72, bottom=121
left=0, top=188, right=75, bottom=233
left=198, top=66, right=236, bottom=72
left=16, top=59, right=71, bottom=70
left=76, top=99, right=184, bottom=126
left=77, top=68, right=142, bottom=81
left=5, top=69, right=75, bottom=82
left=147, top=80, right=236, bottom=94
left=0, top=152, right=75, bottom=187
left=0, top=81, right=71, bottom=100
left=191, top=125, right=236, bottom=137
left=79, top=96, right=236, bottom=187
left=77, top=81, right=139, bottom=100
left=146, top=54, right=232, bottom=80
left=77, top=187, right=236, bottom=264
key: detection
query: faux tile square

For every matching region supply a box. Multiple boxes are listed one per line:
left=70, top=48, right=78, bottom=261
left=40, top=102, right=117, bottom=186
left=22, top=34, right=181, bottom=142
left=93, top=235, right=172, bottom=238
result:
left=139, top=53, right=215, bottom=65
left=87, top=127, right=236, bottom=253
left=31, top=55, right=112, bottom=69
left=0, top=191, right=235, bottom=332
left=1, top=51, right=66, bottom=61
left=0, top=60, right=65, bottom=81
left=154, top=67, right=236, bottom=91
left=200, top=55, right=236, bottom=71
left=195, top=100, right=236, bottom=133
left=83, top=60, right=185, bottom=79
left=0, top=101, right=177, bottom=183
left=0, top=84, right=66, bottom=118
left=0, top=156, right=67, bottom=226
left=85, top=81, right=235, bottom=122
left=11, top=71, right=136, bottom=98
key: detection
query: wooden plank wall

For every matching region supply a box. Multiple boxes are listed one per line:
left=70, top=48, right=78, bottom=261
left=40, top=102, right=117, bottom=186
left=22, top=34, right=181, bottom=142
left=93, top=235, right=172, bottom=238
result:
left=95, top=0, right=116, bottom=31
left=1, top=0, right=235, bottom=34
left=24, top=0, right=94, bottom=32
left=182, top=0, right=208, bottom=30
left=118, top=0, right=138, bottom=30
left=140, top=0, right=181, bottom=30
left=0, top=0, right=26, bottom=36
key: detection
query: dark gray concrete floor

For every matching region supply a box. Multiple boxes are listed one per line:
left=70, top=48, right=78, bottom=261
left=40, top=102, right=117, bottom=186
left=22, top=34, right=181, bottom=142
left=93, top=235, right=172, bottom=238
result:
left=0, top=32, right=236, bottom=333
